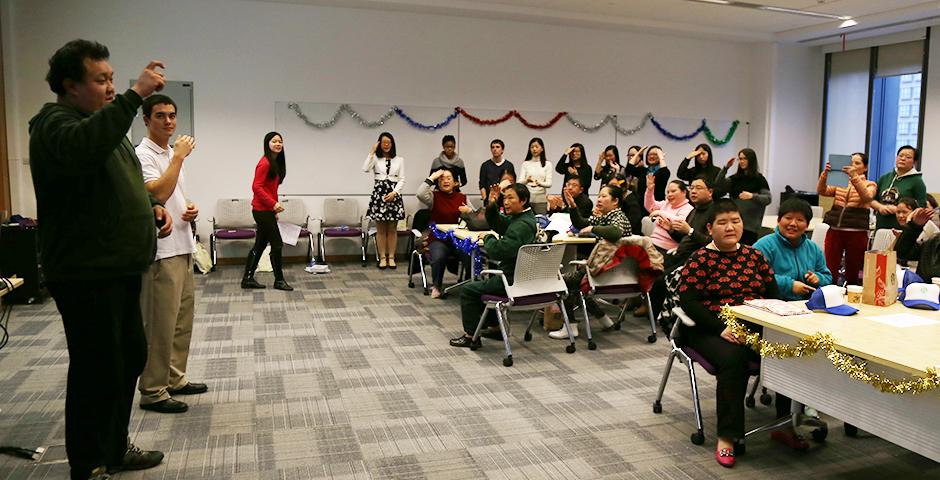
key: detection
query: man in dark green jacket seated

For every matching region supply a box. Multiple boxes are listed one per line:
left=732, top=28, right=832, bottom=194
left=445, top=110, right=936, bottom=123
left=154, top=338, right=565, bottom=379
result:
left=450, top=183, right=538, bottom=348
left=28, top=39, right=170, bottom=480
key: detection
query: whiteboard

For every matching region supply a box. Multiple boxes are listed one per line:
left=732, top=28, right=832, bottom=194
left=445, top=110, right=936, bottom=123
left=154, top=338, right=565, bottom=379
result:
left=273, top=102, right=746, bottom=200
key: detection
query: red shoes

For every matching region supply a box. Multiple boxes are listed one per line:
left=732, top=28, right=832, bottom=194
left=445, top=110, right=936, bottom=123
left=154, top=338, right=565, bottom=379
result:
left=715, top=447, right=735, bottom=468
left=771, top=430, right=810, bottom=450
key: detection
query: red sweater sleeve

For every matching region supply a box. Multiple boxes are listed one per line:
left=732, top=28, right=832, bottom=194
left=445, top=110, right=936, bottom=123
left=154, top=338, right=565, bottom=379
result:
left=252, top=157, right=278, bottom=210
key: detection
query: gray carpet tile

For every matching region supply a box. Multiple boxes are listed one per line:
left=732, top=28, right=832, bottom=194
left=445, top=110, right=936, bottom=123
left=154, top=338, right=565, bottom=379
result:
left=1, top=263, right=938, bottom=479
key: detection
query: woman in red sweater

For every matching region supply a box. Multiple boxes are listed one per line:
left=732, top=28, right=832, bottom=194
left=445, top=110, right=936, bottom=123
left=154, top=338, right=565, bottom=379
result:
left=241, top=131, right=292, bottom=291
left=416, top=169, right=472, bottom=298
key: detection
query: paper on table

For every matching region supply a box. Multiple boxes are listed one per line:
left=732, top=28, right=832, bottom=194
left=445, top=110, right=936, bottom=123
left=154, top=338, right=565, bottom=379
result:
left=277, top=222, right=302, bottom=246
left=826, top=154, right=852, bottom=188
left=865, top=314, right=940, bottom=328
left=544, top=213, right=572, bottom=233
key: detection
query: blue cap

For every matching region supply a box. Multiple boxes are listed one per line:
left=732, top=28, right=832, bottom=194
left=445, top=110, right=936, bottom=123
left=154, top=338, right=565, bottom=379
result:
left=901, top=283, right=940, bottom=310
left=806, top=285, right=858, bottom=316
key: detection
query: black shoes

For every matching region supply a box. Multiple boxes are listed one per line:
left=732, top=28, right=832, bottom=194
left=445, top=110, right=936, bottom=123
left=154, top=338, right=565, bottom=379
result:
left=140, top=398, right=188, bottom=413
left=108, top=443, right=164, bottom=473
left=241, top=277, right=265, bottom=289
left=168, top=382, right=208, bottom=395
left=273, top=279, right=294, bottom=291
left=449, top=335, right=482, bottom=348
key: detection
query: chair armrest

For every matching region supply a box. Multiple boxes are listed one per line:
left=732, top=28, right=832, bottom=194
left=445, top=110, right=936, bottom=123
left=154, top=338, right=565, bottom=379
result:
left=412, top=229, right=422, bottom=238
left=672, top=307, right=696, bottom=327
left=210, top=217, right=217, bottom=230
left=480, top=269, right=512, bottom=294
left=568, top=260, right=587, bottom=266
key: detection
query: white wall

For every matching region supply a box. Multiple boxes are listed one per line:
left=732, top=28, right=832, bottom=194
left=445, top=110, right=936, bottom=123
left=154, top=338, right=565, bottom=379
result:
left=920, top=27, right=940, bottom=193
left=2, top=0, right=823, bottom=257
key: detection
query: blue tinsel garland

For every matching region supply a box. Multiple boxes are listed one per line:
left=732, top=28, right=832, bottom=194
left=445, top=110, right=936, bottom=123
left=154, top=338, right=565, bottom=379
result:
left=394, top=107, right=459, bottom=131
left=649, top=116, right=706, bottom=141
left=430, top=222, right=484, bottom=277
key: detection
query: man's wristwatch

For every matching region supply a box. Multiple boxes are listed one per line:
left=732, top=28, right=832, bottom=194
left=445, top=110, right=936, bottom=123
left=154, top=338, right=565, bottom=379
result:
left=687, top=227, right=695, bottom=236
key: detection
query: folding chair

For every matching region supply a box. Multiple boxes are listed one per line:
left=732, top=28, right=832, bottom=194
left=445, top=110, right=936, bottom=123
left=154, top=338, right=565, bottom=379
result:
left=209, top=198, right=256, bottom=270
left=570, top=255, right=658, bottom=349
left=651, top=307, right=768, bottom=446
left=318, top=197, right=367, bottom=265
left=810, top=222, right=829, bottom=253
left=469, top=243, right=576, bottom=367
left=278, top=198, right=316, bottom=262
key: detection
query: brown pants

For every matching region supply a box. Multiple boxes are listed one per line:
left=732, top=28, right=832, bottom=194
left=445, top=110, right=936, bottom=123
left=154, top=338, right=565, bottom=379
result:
left=138, top=254, right=195, bottom=405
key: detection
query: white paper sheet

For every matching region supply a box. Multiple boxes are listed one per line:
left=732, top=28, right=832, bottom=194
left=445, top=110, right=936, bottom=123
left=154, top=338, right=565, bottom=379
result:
left=544, top=213, right=572, bottom=233
left=277, top=221, right=302, bottom=246
left=865, top=314, right=940, bottom=328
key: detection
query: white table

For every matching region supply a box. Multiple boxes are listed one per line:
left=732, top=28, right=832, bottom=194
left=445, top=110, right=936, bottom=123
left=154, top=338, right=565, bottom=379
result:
left=731, top=302, right=940, bottom=462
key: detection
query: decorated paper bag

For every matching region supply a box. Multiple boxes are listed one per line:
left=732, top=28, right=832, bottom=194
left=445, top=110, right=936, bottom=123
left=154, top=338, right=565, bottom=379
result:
left=543, top=304, right=564, bottom=331
left=862, top=250, right=898, bottom=306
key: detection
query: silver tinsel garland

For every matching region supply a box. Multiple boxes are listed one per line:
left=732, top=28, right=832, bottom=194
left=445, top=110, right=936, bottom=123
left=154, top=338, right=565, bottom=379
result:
left=287, top=103, right=395, bottom=129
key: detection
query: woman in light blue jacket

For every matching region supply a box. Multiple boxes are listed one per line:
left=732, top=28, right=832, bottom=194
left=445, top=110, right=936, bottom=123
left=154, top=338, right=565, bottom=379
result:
left=753, top=199, right=832, bottom=301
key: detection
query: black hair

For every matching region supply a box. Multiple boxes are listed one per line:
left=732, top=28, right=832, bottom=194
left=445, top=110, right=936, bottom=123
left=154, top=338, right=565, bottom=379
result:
left=565, top=176, right=583, bottom=187
left=376, top=131, right=397, bottom=159
left=500, top=169, right=516, bottom=183
left=508, top=183, right=531, bottom=208
left=733, top=148, right=759, bottom=177
left=605, top=145, right=621, bottom=165
left=142, top=94, right=177, bottom=117
left=668, top=179, right=688, bottom=194
left=46, top=39, right=110, bottom=95
left=707, top=198, right=741, bottom=225
left=627, top=145, right=642, bottom=155
left=601, top=184, right=623, bottom=205
left=645, top=145, right=663, bottom=165
left=897, top=145, right=919, bottom=162
left=777, top=198, right=813, bottom=222
left=694, top=143, right=714, bottom=167
left=851, top=151, right=869, bottom=167
left=435, top=169, right=455, bottom=188
left=442, top=135, right=456, bottom=146
left=926, top=194, right=938, bottom=209
left=526, top=137, right=546, bottom=167
left=569, top=143, right=586, bottom=165
left=897, top=197, right=920, bottom=210
left=491, top=139, right=505, bottom=149
left=691, top=174, right=715, bottom=190
left=263, top=131, right=286, bottom=183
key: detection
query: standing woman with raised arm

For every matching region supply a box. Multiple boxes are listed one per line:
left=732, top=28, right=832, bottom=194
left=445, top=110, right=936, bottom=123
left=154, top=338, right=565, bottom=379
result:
left=677, top=143, right=719, bottom=183
left=555, top=143, right=592, bottom=193
left=714, top=148, right=771, bottom=245
left=242, top=132, right=292, bottom=291
left=624, top=145, right=671, bottom=204
left=593, top=145, right=622, bottom=191
left=364, top=132, right=406, bottom=269
left=520, top=137, right=553, bottom=214
left=816, top=152, right=876, bottom=286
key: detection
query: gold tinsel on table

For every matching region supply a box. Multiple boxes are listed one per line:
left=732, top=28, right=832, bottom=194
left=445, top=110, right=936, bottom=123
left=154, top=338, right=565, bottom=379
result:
left=720, top=305, right=940, bottom=395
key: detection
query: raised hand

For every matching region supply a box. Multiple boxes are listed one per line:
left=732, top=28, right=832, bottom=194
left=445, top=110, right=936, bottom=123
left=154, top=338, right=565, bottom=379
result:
left=725, top=156, right=736, bottom=169
left=173, top=135, right=195, bottom=159
left=131, top=61, right=166, bottom=98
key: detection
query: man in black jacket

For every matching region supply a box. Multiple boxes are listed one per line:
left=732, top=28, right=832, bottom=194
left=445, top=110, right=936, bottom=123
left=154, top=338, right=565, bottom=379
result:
left=29, top=39, right=169, bottom=480
left=896, top=206, right=940, bottom=280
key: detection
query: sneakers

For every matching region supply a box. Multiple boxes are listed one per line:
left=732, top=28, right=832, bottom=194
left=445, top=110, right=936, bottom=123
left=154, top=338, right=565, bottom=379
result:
left=108, top=443, right=164, bottom=473
left=430, top=286, right=442, bottom=299
left=596, top=314, right=615, bottom=330
left=548, top=323, right=578, bottom=339
left=449, top=335, right=481, bottom=348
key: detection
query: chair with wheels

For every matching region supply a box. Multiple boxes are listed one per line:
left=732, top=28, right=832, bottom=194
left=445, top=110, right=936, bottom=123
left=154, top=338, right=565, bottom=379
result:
left=209, top=198, right=256, bottom=270
left=318, top=197, right=367, bottom=265
left=469, top=243, right=576, bottom=367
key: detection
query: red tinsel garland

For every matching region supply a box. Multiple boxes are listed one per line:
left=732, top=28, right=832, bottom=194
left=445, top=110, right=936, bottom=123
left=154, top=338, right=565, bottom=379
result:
left=456, top=107, right=514, bottom=125
left=513, top=111, right=566, bottom=129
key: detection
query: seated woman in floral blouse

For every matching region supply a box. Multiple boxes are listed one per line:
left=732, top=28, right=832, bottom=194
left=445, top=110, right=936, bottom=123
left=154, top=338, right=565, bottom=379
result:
left=678, top=199, right=807, bottom=468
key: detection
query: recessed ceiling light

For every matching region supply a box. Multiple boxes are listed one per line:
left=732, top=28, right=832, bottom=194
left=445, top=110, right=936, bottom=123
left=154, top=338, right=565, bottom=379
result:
left=839, top=19, right=858, bottom=28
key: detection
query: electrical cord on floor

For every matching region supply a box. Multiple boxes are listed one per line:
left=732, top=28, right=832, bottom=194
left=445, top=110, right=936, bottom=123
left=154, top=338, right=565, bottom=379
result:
left=0, top=446, right=45, bottom=460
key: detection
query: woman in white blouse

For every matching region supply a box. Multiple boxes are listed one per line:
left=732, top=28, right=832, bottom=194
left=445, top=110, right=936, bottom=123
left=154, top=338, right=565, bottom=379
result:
left=520, top=137, right=553, bottom=214
left=363, top=132, right=405, bottom=269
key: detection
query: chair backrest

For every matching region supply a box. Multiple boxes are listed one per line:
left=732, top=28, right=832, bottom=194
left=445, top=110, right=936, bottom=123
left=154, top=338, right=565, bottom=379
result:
left=640, top=216, right=655, bottom=237
left=810, top=222, right=829, bottom=253
left=811, top=205, right=824, bottom=220
left=322, top=197, right=360, bottom=227
left=213, top=198, right=255, bottom=229
left=278, top=198, right=308, bottom=227
left=589, top=256, right=641, bottom=289
left=871, top=228, right=896, bottom=251
left=412, top=209, right=431, bottom=232
left=506, top=243, right=567, bottom=298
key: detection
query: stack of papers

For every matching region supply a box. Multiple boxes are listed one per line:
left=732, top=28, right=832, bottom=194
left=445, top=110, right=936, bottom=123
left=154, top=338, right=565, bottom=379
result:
left=744, top=299, right=812, bottom=316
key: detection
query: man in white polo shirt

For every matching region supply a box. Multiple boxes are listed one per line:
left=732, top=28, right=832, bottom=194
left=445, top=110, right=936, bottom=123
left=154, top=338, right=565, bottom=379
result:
left=135, top=94, right=206, bottom=413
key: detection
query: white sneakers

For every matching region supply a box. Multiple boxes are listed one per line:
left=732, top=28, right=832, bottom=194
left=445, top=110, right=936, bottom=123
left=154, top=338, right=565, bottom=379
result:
left=548, top=315, right=614, bottom=339
left=549, top=323, right=578, bottom=339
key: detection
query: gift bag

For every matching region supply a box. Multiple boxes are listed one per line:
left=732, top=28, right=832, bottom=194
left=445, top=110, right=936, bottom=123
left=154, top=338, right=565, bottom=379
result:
left=543, top=304, right=564, bottom=331
left=862, top=250, right=898, bottom=306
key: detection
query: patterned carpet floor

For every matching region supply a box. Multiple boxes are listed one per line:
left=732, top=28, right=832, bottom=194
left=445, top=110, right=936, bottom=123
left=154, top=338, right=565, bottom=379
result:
left=1, top=263, right=937, bottom=479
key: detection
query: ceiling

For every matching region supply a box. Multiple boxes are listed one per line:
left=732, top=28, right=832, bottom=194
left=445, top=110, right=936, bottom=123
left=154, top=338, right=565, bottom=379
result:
left=253, top=0, right=940, bottom=43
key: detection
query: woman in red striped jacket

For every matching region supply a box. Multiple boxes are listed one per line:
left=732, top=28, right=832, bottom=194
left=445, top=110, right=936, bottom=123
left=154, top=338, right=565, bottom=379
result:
left=816, top=152, right=876, bottom=286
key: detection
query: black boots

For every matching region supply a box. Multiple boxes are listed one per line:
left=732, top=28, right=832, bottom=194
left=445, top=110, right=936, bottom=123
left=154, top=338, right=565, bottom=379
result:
left=270, top=249, right=293, bottom=291
left=241, top=249, right=265, bottom=289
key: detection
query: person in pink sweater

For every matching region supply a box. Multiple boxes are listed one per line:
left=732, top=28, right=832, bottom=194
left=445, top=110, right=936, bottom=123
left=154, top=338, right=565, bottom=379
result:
left=644, top=179, right=694, bottom=253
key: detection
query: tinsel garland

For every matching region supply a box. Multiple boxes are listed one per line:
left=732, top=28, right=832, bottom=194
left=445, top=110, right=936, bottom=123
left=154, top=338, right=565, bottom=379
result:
left=703, top=120, right=740, bottom=146
left=394, top=107, right=459, bottom=131
left=287, top=104, right=735, bottom=144
left=720, top=306, right=940, bottom=395
left=430, top=222, right=484, bottom=277
left=650, top=116, right=706, bottom=141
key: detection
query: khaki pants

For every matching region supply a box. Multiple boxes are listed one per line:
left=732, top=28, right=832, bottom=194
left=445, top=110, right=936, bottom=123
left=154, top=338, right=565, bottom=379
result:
left=138, top=254, right=195, bottom=405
